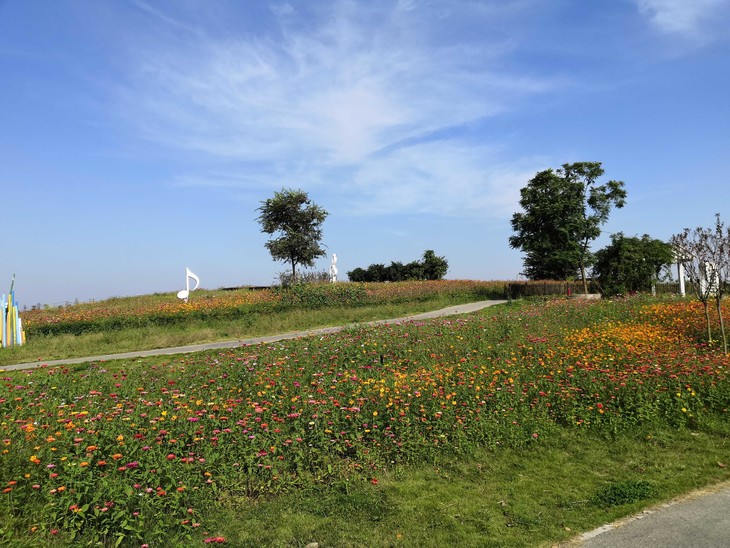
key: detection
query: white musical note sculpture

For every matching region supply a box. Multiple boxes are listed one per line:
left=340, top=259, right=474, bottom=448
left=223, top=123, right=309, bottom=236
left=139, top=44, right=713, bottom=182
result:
left=329, top=253, right=338, bottom=283
left=177, top=267, right=200, bottom=302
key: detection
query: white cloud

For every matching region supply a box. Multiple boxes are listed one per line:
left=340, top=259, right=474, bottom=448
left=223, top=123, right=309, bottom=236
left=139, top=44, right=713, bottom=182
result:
left=635, top=0, right=729, bottom=36
left=115, top=1, right=557, bottom=218
left=338, top=140, right=543, bottom=218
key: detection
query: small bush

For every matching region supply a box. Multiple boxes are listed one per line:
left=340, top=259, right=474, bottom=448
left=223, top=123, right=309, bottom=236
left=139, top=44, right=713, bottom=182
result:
left=276, top=270, right=330, bottom=287
left=277, top=283, right=369, bottom=308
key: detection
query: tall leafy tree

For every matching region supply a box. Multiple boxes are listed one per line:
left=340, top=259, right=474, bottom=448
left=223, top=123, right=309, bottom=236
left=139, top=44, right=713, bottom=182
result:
left=592, top=233, right=674, bottom=296
left=509, top=162, right=627, bottom=293
left=257, top=189, right=328, bottom=282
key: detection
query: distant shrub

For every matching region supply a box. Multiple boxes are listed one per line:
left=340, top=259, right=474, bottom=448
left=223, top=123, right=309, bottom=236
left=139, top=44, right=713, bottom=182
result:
left=277, top=283, right=369, bottom=308
left=507, top=280, right=599, bottom=298
left=276, top=269, right=330, bottom=287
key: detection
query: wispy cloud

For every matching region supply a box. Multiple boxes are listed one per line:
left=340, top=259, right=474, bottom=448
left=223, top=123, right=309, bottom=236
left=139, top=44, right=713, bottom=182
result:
left=344, top=141, right=543, bottom=218
left=130, top=0, right=204, bottom=38
left=635, top=0, right=729, bottom=37
left=114, top=1, right=559, bottom=218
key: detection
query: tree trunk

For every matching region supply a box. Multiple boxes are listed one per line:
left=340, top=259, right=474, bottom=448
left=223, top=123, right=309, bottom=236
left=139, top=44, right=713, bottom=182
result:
left=580, top=263, right=589, bottom=295
left=291, top=260, right=297, bottom=284
left=716, top=296, right=727, bottom=355
left=702, top=300, right=713, bottom=344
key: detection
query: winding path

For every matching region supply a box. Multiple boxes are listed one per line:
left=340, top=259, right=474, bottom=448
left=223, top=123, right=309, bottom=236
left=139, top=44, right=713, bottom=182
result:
left=1, top=300, right=507, bottom=372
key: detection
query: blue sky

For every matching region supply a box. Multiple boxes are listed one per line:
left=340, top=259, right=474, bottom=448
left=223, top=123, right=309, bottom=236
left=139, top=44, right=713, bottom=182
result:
left=2, top=0, right=729, bottom=307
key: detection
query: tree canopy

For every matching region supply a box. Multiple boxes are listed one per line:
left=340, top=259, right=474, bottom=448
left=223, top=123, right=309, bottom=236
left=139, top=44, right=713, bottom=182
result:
left=257, top=189, right=328, bottom=282
left=592, top=233, right=673, bottom=296
left=347, top=250, right=448, bottom=282
left=509, top=162, right=626, bottom=292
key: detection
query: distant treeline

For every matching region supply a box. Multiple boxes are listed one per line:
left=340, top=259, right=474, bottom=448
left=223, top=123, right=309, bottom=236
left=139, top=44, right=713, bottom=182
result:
left=347, top=250, right=448, bottom=283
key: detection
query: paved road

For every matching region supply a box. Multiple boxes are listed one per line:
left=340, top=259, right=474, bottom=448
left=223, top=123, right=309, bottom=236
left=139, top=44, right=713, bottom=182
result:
left=0, top=300, right=507, bottom=372
left=560, top=480, right=730, bottom=548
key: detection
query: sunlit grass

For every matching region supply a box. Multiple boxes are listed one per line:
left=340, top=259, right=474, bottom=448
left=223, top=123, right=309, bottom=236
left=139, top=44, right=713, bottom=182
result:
left=208, top=428, right=730, bottom=547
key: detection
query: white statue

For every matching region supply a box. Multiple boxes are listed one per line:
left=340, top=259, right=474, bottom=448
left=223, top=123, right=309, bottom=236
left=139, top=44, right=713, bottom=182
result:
left=329, top=253, right=338, bottom=283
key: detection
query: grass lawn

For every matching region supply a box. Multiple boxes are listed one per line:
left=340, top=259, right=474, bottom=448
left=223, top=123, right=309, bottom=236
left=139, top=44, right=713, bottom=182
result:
left=209, top=427, right=730, bottom=547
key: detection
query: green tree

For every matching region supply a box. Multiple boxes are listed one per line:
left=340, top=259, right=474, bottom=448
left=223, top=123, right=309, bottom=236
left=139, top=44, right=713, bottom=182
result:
left=366, top=263, right=387, bottom=282
left=346, top=250, right=448, bottom=282
left=347, top=267, right=367, bottom=282
left=385, top=261, right=406, bottom=282
left=257, top=189, right=328, bottom=282
left=592, top=233, right=674, bottom=296
left=404, top=260, right=425, bottom=280
left=509, top=162, right=627, bottom=293
left=421, top=249, right=448, bottom=280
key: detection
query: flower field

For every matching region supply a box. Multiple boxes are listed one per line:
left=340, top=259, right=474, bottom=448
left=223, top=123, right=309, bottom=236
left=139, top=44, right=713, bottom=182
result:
left=21, top=280, right=507, bottom=337
left=1, top=295, right=729, bottom=545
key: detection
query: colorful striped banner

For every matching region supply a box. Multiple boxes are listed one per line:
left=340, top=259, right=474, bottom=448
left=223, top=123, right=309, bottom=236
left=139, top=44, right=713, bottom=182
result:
left=1, top=291, right=25, bottom=348
left=1, top=294, right=5, bottom=348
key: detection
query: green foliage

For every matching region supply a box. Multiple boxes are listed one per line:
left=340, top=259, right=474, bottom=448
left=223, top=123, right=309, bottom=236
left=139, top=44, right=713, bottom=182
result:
left=160, top=429, right=730, bottom=547
left=276, top=283, right=369, bottom=308
left=275, top=269, right=330, bottom=288
left=257, top=188, right=328, bottom=280
left=590, top=480, right=656, bottom=508
left=593, top=233, right=674, bottom=296
left=421, top=250, right=448, bottom=280
left=509, top=162, right=627, bottom=289
left=348, top=250, right=448, bottom=282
